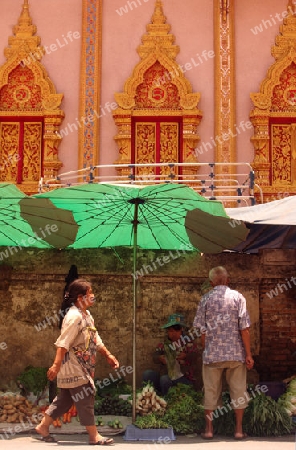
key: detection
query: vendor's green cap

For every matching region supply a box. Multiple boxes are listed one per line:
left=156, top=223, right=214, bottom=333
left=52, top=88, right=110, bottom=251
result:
left=161, top=313, right=187, bottom=329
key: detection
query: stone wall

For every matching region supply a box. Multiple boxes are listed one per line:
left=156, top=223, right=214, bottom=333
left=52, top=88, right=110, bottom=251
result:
left=0, top=247, right=295, bottom=391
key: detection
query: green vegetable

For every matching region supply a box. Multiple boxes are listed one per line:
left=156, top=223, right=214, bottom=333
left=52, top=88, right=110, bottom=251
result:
left=17, top=366, right=48, bottom=398
left=243, top=393, right=292, bottom=436
left=105, top=418, right=124, bottom=429
left=96, top=416, right=105, bottom=426
left=134, top=413, right=170, bottom=429
left=163, top=385, right=205, bottom=434
left=94, top=393, right=132, bottom=416
left=278, top=392, right=296, bottom=416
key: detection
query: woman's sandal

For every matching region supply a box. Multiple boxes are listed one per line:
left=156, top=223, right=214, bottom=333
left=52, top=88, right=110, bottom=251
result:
left=37, top=435, right=57, bottom=443
left=89, top=437, right=114, bottom=445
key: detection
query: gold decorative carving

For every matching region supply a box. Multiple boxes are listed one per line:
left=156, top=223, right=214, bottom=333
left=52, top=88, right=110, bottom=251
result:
left=214, top=0, right=236, bottom=204
left=221, top=0, right=229, bottom=23
left=113, top=0, right=202, bottom=181
left=79, top=0, right=102, bottom=170
left=0, top=0, right=64, bottom=194
left=23, top=122, right=42, bottom=182
left=250, top=3, right=296, bottom=201
left=0, top=123, right=19, bottom=182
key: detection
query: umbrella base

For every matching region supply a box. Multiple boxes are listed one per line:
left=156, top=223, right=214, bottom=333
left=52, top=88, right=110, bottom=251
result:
left=123, top=424, right=175, bottom=441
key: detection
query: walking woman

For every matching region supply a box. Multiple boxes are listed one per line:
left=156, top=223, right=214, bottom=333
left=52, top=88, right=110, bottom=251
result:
left=35, top=279, right=119, bottom=445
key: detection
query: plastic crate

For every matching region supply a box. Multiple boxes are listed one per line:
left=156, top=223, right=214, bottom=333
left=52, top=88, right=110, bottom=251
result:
left=123, top=424, right=175, bottom=441
left=258, top=382, right=286, bottom=400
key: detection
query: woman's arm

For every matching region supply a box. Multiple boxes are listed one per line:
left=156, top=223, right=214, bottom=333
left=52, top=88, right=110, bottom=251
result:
left=98, top=345, right=119, bottom=369
left=47, top=347, right=68, bottom=381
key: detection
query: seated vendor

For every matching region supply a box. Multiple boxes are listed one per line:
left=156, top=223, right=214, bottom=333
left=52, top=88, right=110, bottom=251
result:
left=143, top=313, right=198, bottom=395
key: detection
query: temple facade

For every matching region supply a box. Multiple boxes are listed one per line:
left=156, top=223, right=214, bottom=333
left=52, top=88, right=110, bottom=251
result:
left=0, top=0, right=295, bottom=201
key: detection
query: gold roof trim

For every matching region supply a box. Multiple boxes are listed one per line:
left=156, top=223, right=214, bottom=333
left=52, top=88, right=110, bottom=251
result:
left=0, top=0, right=63, bottom=110
left=251, top=2, right=296, bottom=110
left=250, top=1, right=296, bottom=201
left=114, top=0, right=200, bottom=111
left=0, top=0, right=64, bottom=193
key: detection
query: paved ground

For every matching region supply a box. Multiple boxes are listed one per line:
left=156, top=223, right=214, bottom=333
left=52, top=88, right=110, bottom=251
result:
left=0, top=418, right=295, bottom=449
left=0, top=432, right=295, bottom=449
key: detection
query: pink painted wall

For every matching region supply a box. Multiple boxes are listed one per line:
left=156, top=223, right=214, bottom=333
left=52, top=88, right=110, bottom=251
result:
left=0, top=0, right=293, bottom=178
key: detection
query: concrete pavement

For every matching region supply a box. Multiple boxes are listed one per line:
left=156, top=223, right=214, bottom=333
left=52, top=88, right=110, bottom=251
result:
left=0, top=416, right=295, bottom=449
left=0, top=432, right=295, bottom=449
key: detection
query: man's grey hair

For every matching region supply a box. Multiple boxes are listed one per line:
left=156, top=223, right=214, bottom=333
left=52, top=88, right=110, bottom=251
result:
left=209, top=266, right=229, bottom=286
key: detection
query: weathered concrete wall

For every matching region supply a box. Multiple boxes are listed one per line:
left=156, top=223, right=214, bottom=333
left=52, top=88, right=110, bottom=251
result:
left=0, top=247, right=295, bottom=391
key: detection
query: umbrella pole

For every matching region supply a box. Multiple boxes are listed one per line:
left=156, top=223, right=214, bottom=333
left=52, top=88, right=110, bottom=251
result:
left=131, top=202, right=140, bottom=423
left=129, top=197, right=145, bottom=423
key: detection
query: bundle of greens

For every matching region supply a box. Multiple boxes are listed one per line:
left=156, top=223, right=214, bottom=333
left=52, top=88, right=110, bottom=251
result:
left=94, top=394, right=132, bottom=416
left=163, top=384, right=205, bottom=434
left=278, top=378, right=296, bottom=417
left=243, top=393, right=292, bottom=436
left=94, top=378, right=132, bottom=416
left=134, top=413, right=170, bottom=429
left=212, top=390, right=292, bottom=437
left=95, top=378, right=132, bottom=396
left=16, top=366, right=48, bottom=400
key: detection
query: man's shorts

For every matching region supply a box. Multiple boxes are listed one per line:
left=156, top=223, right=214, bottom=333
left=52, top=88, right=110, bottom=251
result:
left=202, top=361, right=248, bottom=410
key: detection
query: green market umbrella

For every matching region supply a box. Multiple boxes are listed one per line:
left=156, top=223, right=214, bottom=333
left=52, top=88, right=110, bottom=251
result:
left=0, top=183, right=50, bottom=249
left=0, top=183, right=78, bottom=250
left=19, top=197, right=79, bottom=248
left=35, top=183, right=248, bottom=251
left=34, top=182, right=249, bottom=419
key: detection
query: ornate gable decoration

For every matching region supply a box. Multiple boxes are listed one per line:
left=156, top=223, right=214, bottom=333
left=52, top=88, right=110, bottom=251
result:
left=113, top=0, right=202, bottom=177
left=250, top=1, right=296, bottom=201
left=0, top=0, right=64, bottom=194
left=115, top=1, right=200, bottom=111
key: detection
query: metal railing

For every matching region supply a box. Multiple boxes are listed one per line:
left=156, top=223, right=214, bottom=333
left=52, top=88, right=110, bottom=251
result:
left=41, top=162, right=262, bottom=206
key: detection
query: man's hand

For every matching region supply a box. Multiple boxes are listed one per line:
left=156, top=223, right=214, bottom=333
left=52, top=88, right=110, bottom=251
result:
left=245, top=355, right=254, bottom=370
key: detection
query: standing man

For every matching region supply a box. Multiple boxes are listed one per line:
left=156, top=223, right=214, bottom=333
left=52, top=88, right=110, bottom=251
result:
left=193, top=266, right=254, bottom=440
